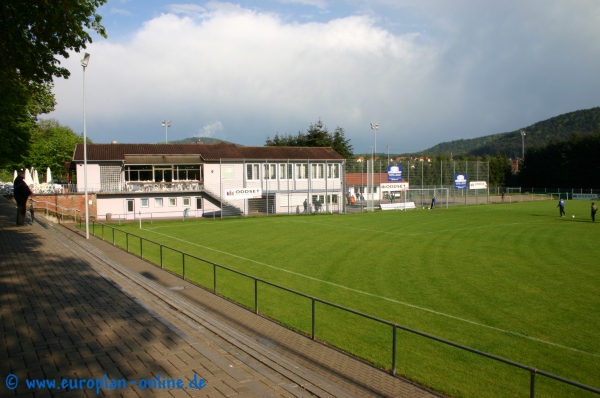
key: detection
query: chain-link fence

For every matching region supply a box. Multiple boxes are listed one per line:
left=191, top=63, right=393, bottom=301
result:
left=346, top=160, right=491, bottom=210
left=199, top=159, right=587, bottom=218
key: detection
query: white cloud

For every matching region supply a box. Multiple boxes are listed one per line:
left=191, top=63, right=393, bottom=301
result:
left=168, top=4, right=207, bottom=17
left=277, top=0, right=328, bottom=9
left=111, top=8, right=132, bottom=16
left=49, top=1, right=600, bottom=153
left=197, top=121, right=224, bottom=138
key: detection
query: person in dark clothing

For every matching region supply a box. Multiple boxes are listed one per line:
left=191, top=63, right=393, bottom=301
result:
left=430, top=195, right=437, bottom=209
left=557, top=199, right=565, bottom=217
left=592, top=202, right=598, bottom=222
left=13, top=170, right=33, bottom=225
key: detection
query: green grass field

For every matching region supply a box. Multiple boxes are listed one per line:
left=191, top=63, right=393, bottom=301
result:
left=93, top=200, right=600, bottom=397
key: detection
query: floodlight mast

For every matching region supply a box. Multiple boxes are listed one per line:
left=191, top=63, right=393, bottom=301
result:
left=520, top=130, right=526, bottom=160
left=162, top=120, right=171, bottom=143
left=370, top=123, right=379, bottom=160
left=80, top=52, right=90, bottom=239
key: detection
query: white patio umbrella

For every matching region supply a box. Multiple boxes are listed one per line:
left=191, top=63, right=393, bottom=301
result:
left=46, top=167, right=52, bottom=183
left=13, top=170, right=17, bottom=182
left=33, top=169, right=40, bottom=185
left=25, top=169, right=33, bottom=185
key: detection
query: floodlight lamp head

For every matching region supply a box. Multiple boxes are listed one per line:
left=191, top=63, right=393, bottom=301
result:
left=162, top=120, right=165, bottom=127
left=79, top=52, right=90, bottom=68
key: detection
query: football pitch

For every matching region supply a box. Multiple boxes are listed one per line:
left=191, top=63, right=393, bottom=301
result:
left=98, top=200, right=600, bottom=397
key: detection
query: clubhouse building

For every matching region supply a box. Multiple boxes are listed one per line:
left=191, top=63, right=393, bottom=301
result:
left=71, top=142, right=346, bottom=220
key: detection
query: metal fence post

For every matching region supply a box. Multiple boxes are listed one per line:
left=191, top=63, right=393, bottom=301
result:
left=530, top=369, right=537, bottom=398
left=213, top=264, right=217, bottom=294
left=254, top=279, right=258, bottom=314
left=311, top=298, right=316, bottom=340
left=392, top=325, right=397, bottom=375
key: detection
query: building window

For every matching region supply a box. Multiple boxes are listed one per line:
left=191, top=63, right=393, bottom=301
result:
left=221, top=166, right=233, bottom=180
left=183, top=197, right=190, bottom=206
left=141, top=198, right=149, bottom=208
left=127, top=200, right=134, bottom=212
left=155, top=198, right=163, bottom=207
left=125, top=165, right=153, bottom=181
left=311, top=164, right=324, bottom=179
left=279, top=163, right=292, bottom=180
left=196, top=197, right=202, bottom=209
left=246, top=164, right=259, bottom=181
left=264, top=164, right=276, bottom=180
left=327, top=164, right=340, bottom=179
left=169, top=198, right=177, bottom=206
left=295, top=164, right=308, bottom=179
left=175, top=165, right=201, bottom=181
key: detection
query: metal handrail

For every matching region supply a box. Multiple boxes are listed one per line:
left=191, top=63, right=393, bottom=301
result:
left=87, top=220, right=600, bottom=397
left=32, top=199, right=81, bottom=219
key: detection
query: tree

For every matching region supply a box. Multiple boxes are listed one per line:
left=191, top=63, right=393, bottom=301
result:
left=0, top=78, right=55, bottom=169
left=20, top=119, right=84, bottom=179
left=488, top=153, right=511, bottom=187
left=0, top=0, right=107, bottom=87
left=332, top=127, right=353, bottom=159
left=0, top=0, right=107, bottom=167
left=265, top=120, right=354, bottom=159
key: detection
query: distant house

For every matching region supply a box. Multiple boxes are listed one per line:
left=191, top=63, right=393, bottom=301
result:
left=510, top=158, right=520, bottom=173
left=71, top=142, right=345, bottom=219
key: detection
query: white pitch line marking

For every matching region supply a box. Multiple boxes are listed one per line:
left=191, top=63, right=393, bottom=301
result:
left=287, top=219, right=548, bottom=237
left=142, top=228, right=598, bottom=358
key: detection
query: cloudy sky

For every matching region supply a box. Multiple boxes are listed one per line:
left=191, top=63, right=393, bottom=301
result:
left=48, top=0, right=600, bottom=154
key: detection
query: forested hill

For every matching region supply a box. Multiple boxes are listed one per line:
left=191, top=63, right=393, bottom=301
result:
left=422, top=107, right=600, bottom=158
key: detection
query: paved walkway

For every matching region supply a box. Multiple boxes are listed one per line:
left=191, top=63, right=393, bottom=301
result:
left=0, top=196, right=442, bottom=397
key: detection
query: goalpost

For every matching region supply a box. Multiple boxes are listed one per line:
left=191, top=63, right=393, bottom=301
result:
left=379, top=187, right=449, bottom=210
left=403, top=188, right=449, bottom=209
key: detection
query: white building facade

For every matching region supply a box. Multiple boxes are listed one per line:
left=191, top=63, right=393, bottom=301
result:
left=71, top=143, right=346, bottom=220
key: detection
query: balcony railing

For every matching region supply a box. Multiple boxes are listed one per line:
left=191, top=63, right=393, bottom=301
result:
left=125, top=181, right=202, bottom=192
left=29, top=182, right=204, bottom=194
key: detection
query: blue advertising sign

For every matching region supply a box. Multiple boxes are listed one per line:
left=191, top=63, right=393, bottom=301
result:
left=454, top=174, right=468, bottom=189
left=388, top=165, right=403, bottom=181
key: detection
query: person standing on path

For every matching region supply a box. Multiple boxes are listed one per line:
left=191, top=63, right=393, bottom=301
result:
left=592, top=202, right=598, bottom=222
left=13, top=170, right=33, bottom=225
left=557, top=198, right=565, bottom=217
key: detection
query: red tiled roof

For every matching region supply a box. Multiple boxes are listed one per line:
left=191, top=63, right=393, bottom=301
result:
left=72, top=143, right=345, bottom=162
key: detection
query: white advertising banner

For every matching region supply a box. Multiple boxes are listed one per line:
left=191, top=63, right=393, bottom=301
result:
left=469, top=181, right=488, bottom=190
left=380, top=182, right=409, bottom=191
left=572, top=193, right=599, bottom=200
left=224, top=188, right=262, bottom=199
